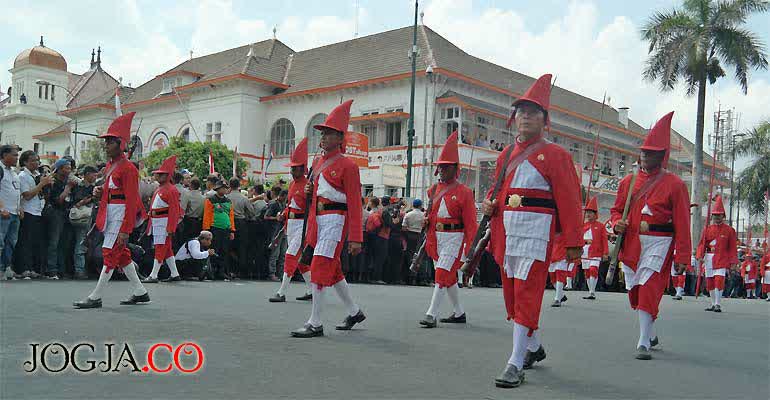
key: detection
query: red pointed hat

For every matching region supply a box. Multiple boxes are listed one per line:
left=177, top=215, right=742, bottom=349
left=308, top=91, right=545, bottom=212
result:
left=314, top=99, right=353, bottom=134
left=286, top=137, right=309, bottom=167
left=99, top=112, right=135, bottom=150
left=507, top=74, right=552, bottom=128
left=641, top=111, right=674, bottom=165
left=434, top=130, right=460, bottom=175
left=584, top=196, right=598, bottom=212
left=153, top=155, right=177, bottom=175
left=711, top=194, right=726, bottom=215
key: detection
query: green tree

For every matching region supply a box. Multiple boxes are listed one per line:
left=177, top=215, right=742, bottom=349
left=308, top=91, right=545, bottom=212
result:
left=641, top=0, right=769, bottom=241
left=78, top=139, right=106, bottom=167
left=142, top=137, right=249, bottom=180
left=734, top=120, right=770, bottom=216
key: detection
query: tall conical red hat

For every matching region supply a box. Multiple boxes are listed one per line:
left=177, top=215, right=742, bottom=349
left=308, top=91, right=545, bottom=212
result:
left=711, top=194, right=726, bottom=215
left=152, top=155, right=177, bottom=175
left=99, top=112, right=135, bottom=150
left=286, top=137, right=309, bottom=167
left=507, top=74, right=552, bottom=128
left=641, top=111, right=674, bottom=166
left=314, top=99, right=353, bottom=134
left=434, top=130, right=460, bottom=176
left=584, top=196, right=598, bottom=212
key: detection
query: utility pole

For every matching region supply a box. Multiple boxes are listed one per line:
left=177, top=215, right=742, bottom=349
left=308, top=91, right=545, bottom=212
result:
left=404, top=0, right=418, bottom=197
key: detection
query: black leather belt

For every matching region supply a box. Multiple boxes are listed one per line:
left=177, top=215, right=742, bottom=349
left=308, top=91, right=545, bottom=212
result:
left=506, top=195, right=555, bottom=209
left=109, top=194, right=126, bottom=200
left=150, top=210, right=169, bottom=217
left=640, top=222, right=674, bottom=233
left=317, top=202, right=347, bottom=212
left=435, top=223, right=464, bottom=231
left=289, top=212, right=305, bottom=219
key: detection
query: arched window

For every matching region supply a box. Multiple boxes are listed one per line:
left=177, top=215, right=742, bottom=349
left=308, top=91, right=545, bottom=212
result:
left=306, top=113, right=327, bottom=152
left=270, top=118, right=295, bottom=156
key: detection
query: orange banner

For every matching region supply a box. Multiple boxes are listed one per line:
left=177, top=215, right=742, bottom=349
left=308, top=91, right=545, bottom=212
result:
left=345, top=131, right=369, bottom=168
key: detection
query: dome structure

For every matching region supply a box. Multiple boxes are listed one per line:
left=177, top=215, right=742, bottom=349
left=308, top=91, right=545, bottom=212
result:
left=13, top=37, right=67, bottom=72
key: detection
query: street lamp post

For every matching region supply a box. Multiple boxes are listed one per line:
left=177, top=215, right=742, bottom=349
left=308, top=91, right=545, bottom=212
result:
left=728, top=132, right=747, bottom=226
left=35, top=80, right=81, bottom=159
left=404, top=0, right=418, bottom=197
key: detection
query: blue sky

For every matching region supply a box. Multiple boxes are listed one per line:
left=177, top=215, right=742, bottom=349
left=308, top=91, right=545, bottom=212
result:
left=2, top=0, right=768, bottom=168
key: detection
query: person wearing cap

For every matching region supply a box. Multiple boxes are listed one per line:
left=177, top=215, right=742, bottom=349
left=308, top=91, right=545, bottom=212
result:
left=761, top=251, right=770, bottom=301
left=669, top=252, right=688, bottom=300
left=366, top=196, right=392, bottom=285
left=70, top=165, right=99, bottom=279
left=74, top=112, right=150, bottom=309
left=549, top=233, right=572, bottom=307
left=290, top=100, right=366, bottom=338
left=581, top=197, right=609, bottom=300
left=227, top=177, right=255, bottom=279
left=696, top=195, right=738, bottom=312
left=269, top=138, right=313, bottom=303
left=202, top=178, right=235, bottom=280
left=480, top=74, right=583, bottom=387
left=142, top=155, right=183, bottom=283
left=740, top=252, right=759, bottom=299
left=402, top=198, right=425, bottom=284
left=611, top=111, right=692, bottom=360
left=418, top=131, right=478, bottom=329
left=42, top=157, right=77, bottom=279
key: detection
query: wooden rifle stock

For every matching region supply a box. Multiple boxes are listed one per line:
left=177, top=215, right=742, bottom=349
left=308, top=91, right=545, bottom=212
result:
left=268, top=226, right=285, bottom=251
left=606, top=167, right=638, bottom=285
left=298, top=164, right=315, bottom=266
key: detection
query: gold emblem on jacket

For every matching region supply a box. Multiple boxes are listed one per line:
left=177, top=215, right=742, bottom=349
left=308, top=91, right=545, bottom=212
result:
left=435, top=222, right=444, bottom=231
left=508, top=194, right=522, bottom=208
left=317, top=203, right=325, bottom=212
left=640, top=221, right=649, bottom=233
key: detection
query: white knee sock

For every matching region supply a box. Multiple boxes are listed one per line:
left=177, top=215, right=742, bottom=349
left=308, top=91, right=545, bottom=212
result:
left=149, top=260, right=162, bottom=279
left=123, top=263, right=147, bottom=296
left=588, top=277, right=597, bottom=294
left=714, top=289, right=722, bottom=306
left=650, top=320, right=657, bottom=340
left=526, top=330, right=541, bottom=352
left=277, top=273, right=292, bottom=296
left=88, top=266, right=114, bottom=300
left=166, top=256, right=179, bottom=277
left=566, top=277, right=573, bottom=289
left=446, top=283, right=465, bottom=316
left=637, top=309, right=653, bottom=349
left=333, top=279, right=360, bottom=316
left=426, top=285, right=446, bottom=317
left=307, top=283, right=324, bottom=327
left=555, top=281, right=564, bottom=301
left=507, top=322, right=529, bottom=369
left=676, top=287, right=684, bottom=297
left=302, top=271, right=312, bottom=294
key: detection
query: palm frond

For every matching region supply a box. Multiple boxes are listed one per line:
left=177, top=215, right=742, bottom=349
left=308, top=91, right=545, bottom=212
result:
left=734, top=120, right=770, bottom=157
left=713, top=26, right=770, bottom=92
left=643, top=32, right=699, bottom=91
left=736, top=157, right=770, bottom=215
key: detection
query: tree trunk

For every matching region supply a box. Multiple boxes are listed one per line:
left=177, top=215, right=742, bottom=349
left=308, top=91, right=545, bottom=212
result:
left=691, top=74, right=708, bottom=251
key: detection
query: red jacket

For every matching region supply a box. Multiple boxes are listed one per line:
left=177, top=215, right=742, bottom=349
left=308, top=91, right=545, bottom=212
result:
left=611, top=168, right=691, bottom=270
left=425, top=181, right=478, bottom=262
left=95, top=154, right=146, bottom=233
left=487, top=137, right=583, bottom=267
left=583, top=220, right=609, bottom=258
left=282, top=176, right=308, bottom=225
left=741, top=259, right=758, bottom=280
left=550, top=234, right=566, bottom=263
left=147, top=182, right=182, bottom=234
left=696, top=223, right=738, bottom=269
left=306, top=149, right=363, bottom=247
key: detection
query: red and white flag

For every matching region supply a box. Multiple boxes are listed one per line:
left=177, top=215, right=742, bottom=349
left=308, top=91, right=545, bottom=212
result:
left=208, top=150, right=215, bottom=174
left=115, top=86, right=122, bottom=116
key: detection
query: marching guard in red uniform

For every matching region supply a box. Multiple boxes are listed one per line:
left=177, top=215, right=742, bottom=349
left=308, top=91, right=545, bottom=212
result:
left=291, top=100, right=366, bottom=338
left=740, top=252, right=759, bottom=299
left=761, top=251, right=770, bottom=301
left=270, top=137, right=313, bottom=303
left=611, top=111, right=691, bottom=360
left=74, top=112, right=149, bottom=309
left=418, top=131, right=478, bottom=328
left=481, top=74, right=583, bottom=388
left=581, top=197, right=608, bottom=300
left=143, top=155, right=183, bottom=283
left=696, top=195, right=738, bottom=312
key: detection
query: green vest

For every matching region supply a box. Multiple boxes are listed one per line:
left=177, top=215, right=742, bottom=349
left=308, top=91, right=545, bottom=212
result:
left=210, top=196, right=232, bottom=230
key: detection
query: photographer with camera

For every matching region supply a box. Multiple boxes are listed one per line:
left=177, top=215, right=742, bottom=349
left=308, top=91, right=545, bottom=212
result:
left=16, top=150, right=53, bottom=279
left=42, top=157, right=77, bottom=279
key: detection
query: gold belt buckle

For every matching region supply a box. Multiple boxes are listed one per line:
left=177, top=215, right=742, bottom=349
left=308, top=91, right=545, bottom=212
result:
left=585, top=239, right=593, bottom=244
left=317, top=203, right=325, bottom=212
left=639, top=221, right=649, bottom=233
left=508, top=194, right=522, bottom=208
left=435, top=222, right=444, bottom=231
left=289, top=212, right=296, bottom=219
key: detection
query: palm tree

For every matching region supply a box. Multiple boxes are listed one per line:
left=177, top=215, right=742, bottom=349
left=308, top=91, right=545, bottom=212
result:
left=735, top=120, right=770, bottom=216
left=641, top=0, right=769, bottom=242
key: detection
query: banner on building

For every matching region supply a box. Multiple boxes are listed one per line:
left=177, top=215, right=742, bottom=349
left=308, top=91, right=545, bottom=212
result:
left=345, top=131, right=369, bottom=168
left=381, top=164, right=406, bottom=188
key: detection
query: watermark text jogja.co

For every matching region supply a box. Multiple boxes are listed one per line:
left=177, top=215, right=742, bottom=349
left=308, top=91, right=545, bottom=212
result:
left=24, top=342, right=204, bottom=374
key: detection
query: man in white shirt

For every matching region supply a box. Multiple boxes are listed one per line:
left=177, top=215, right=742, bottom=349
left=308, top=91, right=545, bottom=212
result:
left=176, top=231, right=216, bottom=280
left=0, top=145, right=21, bottom=280
left=402, top=199, right=425, bottom=285
left=17, top=150, right=52, bottom=279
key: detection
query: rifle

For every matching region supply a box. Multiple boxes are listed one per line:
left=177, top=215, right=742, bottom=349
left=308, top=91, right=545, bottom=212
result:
left=298, top=162, right=316, bottom=266
left=460, top=145, right=516, bottom=276
left=268, top=226, right=285, bottom=251
left=605, top=165, right=638, bottom=285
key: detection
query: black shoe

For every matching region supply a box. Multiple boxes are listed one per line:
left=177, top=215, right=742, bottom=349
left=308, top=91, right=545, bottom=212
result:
left=74, top=272, right=89, bottom=280
left=120, top=292, right=151, bottom=305
left=295, top=293, right=313, bottom=301
left=705, top=305, right=715, bottom=312
left=635, top=345, right=652, bottom=360
left=674, top=295, right=683, bottom=300
left=291, top=323, right=324, bottom=338
left=523, top=345, right=546, bottom=369
left=336, top=310, right=366, bottom=330
left=582, top=294, right=596, bottom=300
left=162, top=275, right=182, bottom=282
left=269, top=294, right=286, bottom=303
left=650, top=336, right=659, bottom=348
left=419, top=314, right=437, bottom=328
left=561, top=295, right=568, bottom=302
left=713, top=305, right=722, bottom=313
left=141, top=277, right=159, bottom=283
left=495, top=364, right=525, bottom=388
left=439, top=313, right=466, bottom=323
left=73, top=298, right=102, bottom=309
left=551, top=300, right=561, bottom=307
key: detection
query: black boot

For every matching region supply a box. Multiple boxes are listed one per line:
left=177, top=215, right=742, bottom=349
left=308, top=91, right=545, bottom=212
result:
left=495, top=364, right=525, bottom=388
left=73, top=298, right=102, bottom=309
left=120, top=292, right=151, bottom=305
left=439, top=313, right=466, bottom=323
left=523, top=345, right=546, bottom=369
left=295, top=293, right=312, bottom=301
left=336, top=310, right=366, bottom=330
left=269, top=294, right=286, bottom=303
left=291, top=324, right=324, bottom=338
left=419, top=314, right=437, bottom=328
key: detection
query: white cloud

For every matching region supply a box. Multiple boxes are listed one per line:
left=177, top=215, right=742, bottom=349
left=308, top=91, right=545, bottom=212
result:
left=423, top=0, right=769, bottom=166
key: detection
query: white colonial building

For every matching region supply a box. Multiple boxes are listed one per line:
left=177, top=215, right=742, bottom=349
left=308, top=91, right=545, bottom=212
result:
left=1, top=26, right=729, bottom=217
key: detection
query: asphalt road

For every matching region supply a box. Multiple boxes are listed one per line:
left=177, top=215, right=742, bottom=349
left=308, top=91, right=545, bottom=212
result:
left=1, top=279, right=768, bottom=399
